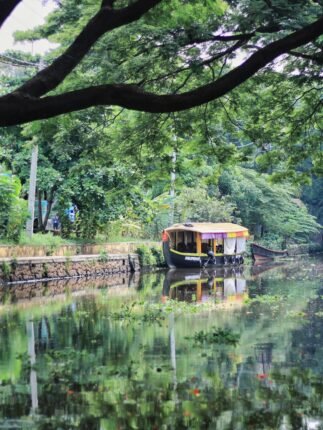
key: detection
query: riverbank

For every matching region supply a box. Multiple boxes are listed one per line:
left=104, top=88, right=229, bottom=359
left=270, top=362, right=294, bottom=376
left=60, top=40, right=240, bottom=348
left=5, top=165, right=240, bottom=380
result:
left=0, top=253, right=140, bottom=284
left=1, top=240, right=321, bottom=285
left=0, top=240, right=159, bottom=258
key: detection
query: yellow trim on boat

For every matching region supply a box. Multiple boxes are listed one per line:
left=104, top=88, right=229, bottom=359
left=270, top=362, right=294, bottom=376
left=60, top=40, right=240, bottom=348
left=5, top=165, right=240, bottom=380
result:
left=170, top=279, right=209, bottom=289
left=170, top=249, right=206, bottom=257
left=170, top=249, right=225, bottom=257
left=170, top=277, right=227, bottom=289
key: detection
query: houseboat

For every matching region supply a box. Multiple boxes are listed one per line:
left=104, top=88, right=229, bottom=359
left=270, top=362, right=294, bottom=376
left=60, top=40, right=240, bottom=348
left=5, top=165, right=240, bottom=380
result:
left=162, top=222, right=249, bottom=268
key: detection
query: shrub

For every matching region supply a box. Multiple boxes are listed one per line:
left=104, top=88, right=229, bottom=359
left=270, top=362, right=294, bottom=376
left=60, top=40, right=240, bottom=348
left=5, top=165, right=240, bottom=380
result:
left=258, top=233, right=284, bottom=250
left=136, top=245, right=157, bottom=267
left=99, top=249, right=109, bottom=263
left=150, top=246, right=165, bottom=267
left=0, top=170, right=28, bottom=242
left=1, top=262, right=11, bottom=281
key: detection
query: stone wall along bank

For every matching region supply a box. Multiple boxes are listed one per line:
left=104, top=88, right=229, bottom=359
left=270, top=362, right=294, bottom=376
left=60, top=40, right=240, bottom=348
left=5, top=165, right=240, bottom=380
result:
left=0, top=254, right=140, bottom=284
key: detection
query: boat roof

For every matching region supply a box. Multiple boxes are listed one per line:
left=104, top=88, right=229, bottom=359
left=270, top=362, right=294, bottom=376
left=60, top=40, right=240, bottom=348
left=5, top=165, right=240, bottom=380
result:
left=165, top=222, right=248, bottom=234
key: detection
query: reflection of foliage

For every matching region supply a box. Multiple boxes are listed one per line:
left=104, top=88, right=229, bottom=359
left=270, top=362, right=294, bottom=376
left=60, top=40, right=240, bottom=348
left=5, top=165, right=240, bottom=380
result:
left=33, top=346, right=236, bottom=430
left=109, top=302, right=165, bottom=324
left=245, top=294, right=285, bottom=315
left=187, top=327, right=240, bottom=345
left=0, top=264, right=322, bottom=429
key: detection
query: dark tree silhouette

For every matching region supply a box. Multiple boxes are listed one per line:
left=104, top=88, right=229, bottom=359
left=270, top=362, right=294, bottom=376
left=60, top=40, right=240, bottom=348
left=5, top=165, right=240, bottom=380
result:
left=0, top=0, right=322, bottom=127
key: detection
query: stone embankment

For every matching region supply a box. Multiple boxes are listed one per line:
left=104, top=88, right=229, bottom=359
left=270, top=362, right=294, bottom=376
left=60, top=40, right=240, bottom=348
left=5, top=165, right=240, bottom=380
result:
left=0, top=254, right=140, bottom=284
left=0, top=273, right=140, bottom=304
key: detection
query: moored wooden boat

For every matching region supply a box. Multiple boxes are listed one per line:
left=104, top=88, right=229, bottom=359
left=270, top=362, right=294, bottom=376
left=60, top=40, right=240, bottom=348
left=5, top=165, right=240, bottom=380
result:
left=251, top=242, right=288, bottom=262
left=162, top=222, right=249, bottom=268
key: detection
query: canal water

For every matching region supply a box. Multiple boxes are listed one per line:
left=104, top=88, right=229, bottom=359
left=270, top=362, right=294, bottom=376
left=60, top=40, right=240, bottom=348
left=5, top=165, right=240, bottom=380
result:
left=0, top=258, right=322, bottom=429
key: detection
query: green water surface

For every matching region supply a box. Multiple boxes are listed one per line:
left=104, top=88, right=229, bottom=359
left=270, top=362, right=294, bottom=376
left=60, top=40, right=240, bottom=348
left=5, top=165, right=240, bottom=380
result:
left=0, top=258, right=322, bottom=429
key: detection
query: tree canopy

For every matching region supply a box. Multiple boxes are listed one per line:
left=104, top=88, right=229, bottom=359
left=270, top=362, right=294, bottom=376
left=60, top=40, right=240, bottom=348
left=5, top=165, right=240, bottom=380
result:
left=0, top=0, right=322, bottom=243
left=0, top=0, right=322, bottom=126
left=0, top=167, right=28, bottom=241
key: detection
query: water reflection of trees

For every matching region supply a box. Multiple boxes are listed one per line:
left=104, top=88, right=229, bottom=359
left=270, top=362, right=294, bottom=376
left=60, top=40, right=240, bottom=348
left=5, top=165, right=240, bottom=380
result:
left=0, top=269, right=322, bottom=429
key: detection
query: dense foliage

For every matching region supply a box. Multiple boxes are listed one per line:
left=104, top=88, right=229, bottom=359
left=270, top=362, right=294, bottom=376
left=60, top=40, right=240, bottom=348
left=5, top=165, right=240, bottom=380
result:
left=0, top=168, right=28, bottom=242
left=219, top=168, right=320, bottom=245
left=0, top=0, right=321, bottom=243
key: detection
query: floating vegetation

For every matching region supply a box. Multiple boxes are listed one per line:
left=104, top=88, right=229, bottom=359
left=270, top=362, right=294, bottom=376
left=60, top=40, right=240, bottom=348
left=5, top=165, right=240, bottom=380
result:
left=244, top=295, right=285, bottom=306
left=109, top=302, right=137, bottom=320
left=109, top=300, right=216, bottom=324
left=150, top=299, right=215, bottom=315
left=287, top=311, right=307, bottom=318
left=109, top=302, right=165, bottom=324
left=244, top=294, right=286, bottom=317
left=0, top=258, right=323, bottom=429
left=186, top=327, right=240, bottom=345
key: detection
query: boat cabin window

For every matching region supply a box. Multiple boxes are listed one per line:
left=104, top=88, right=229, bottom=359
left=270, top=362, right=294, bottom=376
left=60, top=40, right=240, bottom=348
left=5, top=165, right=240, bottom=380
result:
left=216, top=239, right=223, bottom=254
left=169, top=230, right=196, bottom=252
left=201, top=239, right=212, bottom=253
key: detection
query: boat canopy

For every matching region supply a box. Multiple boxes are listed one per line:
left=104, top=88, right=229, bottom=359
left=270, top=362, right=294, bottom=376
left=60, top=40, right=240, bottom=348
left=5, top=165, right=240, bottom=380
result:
left=165, top=222, right=249, bottom=239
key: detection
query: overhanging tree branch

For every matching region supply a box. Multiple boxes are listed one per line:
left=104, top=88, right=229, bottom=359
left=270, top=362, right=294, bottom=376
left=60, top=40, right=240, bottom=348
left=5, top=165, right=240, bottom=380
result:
left=141, top=39, right=246, bottom=87
left=0, top=0, right=22, bottom=28
left=184, top=24, right=281, bottom=45
left=290, top=50, right=323, bottom=65
left=0, top=9, right=322, bottom=126
left=14, top=0, right=162, bottom=98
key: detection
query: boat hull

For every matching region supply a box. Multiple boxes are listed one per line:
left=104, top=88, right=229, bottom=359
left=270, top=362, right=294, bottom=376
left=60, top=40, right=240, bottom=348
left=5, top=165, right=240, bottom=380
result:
left=251, top=243, right=288, bottom=261
left=163, top=241, right=244, bottom=268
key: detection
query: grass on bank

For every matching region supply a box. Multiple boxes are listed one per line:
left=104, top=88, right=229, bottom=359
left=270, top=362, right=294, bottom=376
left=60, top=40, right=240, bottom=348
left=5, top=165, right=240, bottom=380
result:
left=0, top=232, right=156, bottom=247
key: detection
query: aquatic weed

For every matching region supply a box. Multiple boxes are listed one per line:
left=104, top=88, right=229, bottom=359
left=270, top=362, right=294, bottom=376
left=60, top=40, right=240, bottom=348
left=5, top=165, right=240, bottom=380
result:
left=151, top=299, right=214, bottom=315
left=287, top=311, right=307, bottom=318
left=109, top=302, right=165, bottom=324
left=244, top=295, right=284, bottom=306
left=186, top=327, right=240, bottom=345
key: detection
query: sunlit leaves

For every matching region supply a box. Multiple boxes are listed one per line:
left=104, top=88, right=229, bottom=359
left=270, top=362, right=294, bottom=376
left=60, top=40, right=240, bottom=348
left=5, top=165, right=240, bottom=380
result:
left=0, top=169, right=28, bottom=242
left=219, top=167, right=320, bottom=242
left=175, top=185, right=237, bottom=223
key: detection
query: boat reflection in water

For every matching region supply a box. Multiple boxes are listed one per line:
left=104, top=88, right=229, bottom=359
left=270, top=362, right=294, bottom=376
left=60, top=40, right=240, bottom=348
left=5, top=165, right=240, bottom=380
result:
left=162, top=267, right=247, bottom=304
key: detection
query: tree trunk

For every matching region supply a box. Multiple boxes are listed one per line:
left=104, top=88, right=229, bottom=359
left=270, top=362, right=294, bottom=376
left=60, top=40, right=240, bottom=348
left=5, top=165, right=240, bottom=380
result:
left=37, top=189, right=43, bottom=232
left=42, top=188, right=56, bottom=232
